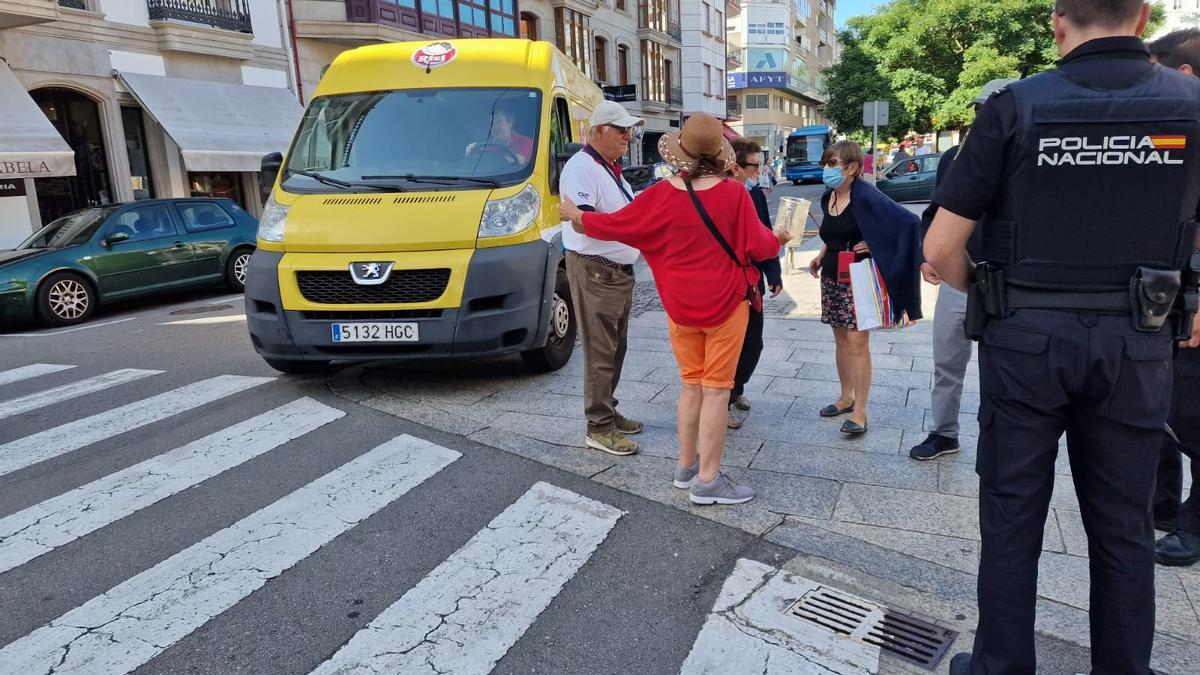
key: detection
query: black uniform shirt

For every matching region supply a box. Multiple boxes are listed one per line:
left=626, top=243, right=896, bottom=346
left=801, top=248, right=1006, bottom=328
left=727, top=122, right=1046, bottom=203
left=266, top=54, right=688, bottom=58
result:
left=932, top=37, right=1159, bottom=221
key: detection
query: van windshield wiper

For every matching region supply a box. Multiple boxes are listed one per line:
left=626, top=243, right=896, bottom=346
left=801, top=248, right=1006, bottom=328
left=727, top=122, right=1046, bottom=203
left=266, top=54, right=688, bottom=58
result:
left=364, top=174, right=501, bottom=188
left=287, top=169, right=402, bottom=192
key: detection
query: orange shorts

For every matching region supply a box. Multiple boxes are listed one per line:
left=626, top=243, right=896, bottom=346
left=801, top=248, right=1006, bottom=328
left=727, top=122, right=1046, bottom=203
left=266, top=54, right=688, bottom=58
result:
left=667, top=302, right=750, bottom=389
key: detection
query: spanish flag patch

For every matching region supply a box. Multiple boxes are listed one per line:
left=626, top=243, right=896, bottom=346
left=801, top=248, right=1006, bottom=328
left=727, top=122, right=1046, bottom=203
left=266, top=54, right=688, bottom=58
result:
left=1151, top=135, right=1188, bottom=149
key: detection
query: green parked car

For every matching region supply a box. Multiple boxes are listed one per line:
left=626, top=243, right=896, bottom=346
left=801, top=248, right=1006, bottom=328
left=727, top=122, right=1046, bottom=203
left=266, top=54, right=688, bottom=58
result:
left=0, top=198, right=257, bottom=327
left=876, top=153, right=943, bottom=203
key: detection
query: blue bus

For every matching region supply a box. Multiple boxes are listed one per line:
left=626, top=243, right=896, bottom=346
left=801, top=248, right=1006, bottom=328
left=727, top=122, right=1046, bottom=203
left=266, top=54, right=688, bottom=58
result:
left=785, top=125, right=835, bottom=184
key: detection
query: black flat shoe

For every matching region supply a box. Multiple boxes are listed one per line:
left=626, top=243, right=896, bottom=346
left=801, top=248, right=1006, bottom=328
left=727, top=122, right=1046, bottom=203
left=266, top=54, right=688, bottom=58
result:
left=820, top=403, right=855, bottom=418
left=840, top=420, right=868, bottom=435
left=1155, top=531, right=1200, bottom=566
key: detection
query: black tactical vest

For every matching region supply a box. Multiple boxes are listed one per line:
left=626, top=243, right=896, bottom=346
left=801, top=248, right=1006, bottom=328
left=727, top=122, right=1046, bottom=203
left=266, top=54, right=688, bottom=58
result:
left=981, top=65, right=1200, bottom=291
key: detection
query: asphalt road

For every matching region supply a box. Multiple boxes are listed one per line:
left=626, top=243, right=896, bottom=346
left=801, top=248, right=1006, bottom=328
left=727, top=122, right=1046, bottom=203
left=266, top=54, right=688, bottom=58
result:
left=0, top=292, right=797, bottom=674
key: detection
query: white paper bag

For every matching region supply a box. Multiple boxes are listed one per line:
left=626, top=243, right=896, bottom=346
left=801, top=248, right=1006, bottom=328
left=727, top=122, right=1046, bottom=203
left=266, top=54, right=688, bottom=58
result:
left=849, top=260, right=884, bottom=331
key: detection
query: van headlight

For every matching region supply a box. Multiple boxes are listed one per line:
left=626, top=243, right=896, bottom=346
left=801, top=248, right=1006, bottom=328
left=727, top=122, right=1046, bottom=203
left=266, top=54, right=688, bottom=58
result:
left=257, top=194, right=289, bottom=243
left=479, top=184, right=540, bottom=238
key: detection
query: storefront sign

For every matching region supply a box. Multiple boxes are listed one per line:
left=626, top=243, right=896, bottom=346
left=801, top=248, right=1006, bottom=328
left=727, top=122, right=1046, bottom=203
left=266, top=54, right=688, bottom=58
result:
left=0, top=160, right=55, bottom=177
left=0, top=180, right=27, bottom=197
left=727, top=72, right=794, bottom=91
left=602, top=85, right=637, bottom=102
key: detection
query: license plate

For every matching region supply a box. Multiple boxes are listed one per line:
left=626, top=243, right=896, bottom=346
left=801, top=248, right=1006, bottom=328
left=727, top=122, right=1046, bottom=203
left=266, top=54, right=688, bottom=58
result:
left=330, top=322, right=419, bottom=343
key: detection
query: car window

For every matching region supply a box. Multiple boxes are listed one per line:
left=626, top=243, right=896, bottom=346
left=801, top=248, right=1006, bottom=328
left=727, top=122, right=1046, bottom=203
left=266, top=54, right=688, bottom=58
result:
left=923, top=156, right=942, bottom=174
left=176, top=201, right=236, bottom=232
left=19, top=208, right=110, bottom=249
left=890, top=159, right=921, bottom=177
left=109, top=205, right=178, bottom=243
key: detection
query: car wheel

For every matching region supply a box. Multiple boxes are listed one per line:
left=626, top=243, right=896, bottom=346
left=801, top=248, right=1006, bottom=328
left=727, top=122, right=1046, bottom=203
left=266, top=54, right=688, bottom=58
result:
left=521, top=267, right=576, bottom=372
left=792, top=180, right=800, bottom=186
left=263, top=357, right=331, bottom=375
left=227, top=247, right=254, bottom=292
left=37, top=272, right=95, bottom=327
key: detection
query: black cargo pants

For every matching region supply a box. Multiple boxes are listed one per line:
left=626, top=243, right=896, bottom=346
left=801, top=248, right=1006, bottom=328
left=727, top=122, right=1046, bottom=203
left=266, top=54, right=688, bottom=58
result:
left=971, top=309, right=1172, bottom=675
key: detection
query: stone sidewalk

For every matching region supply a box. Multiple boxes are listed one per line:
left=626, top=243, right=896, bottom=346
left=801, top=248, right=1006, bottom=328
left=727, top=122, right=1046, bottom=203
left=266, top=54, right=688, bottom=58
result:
left=328, top=261, right=1200, bottom=673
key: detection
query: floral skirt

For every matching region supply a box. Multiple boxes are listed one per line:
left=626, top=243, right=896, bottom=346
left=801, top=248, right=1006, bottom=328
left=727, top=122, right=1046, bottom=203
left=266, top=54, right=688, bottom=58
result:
left=820, top=276, right=857, bottom=329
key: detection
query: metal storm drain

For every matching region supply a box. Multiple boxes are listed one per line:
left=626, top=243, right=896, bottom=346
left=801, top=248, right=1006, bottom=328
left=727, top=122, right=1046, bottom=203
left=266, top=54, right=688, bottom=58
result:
left=786, top=587, right=957, bottom=670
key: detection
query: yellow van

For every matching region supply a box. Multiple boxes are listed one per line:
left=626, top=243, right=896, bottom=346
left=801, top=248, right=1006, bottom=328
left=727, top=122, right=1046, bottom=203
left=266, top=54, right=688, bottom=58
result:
left=245, top=39, right=603, bottom=374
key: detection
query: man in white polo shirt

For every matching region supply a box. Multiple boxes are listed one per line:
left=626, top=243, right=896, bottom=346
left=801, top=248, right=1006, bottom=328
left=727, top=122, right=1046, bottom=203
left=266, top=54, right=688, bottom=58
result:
left=560, top=101, right=644, bottom=456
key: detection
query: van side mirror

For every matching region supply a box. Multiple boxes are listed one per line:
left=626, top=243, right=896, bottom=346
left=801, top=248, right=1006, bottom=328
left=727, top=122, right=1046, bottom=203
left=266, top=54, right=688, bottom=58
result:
left=260, top=152, right=283, bottom=191
left=551, top=143, right=584, bottom=195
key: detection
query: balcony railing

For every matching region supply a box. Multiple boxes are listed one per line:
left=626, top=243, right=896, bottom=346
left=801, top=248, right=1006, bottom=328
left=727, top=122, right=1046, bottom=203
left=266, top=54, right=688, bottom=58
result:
left=726, top=47, right=742, bottom=68
left=58, top=0, right=87, bottom=9
left=146, top=0, right=252, bottom=33
left=818, top=28, right=829, bottom=44
left=667, top=19, right=681, bottom=40
left=668, top=86, right=683, bottom=107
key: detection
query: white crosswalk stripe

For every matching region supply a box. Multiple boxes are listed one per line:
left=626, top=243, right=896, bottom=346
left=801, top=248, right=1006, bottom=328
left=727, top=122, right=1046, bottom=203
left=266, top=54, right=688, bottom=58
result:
left=0, top=374, right=272, bottom=478
left=311, top=481, right=623, bottom=675
left=0, top=398, right=344, bottom=574
left=0, top=434, right=460, bottom=674
left=0, top=364, right=75, bottom=387
left=0, top=368, right=162, bottom=421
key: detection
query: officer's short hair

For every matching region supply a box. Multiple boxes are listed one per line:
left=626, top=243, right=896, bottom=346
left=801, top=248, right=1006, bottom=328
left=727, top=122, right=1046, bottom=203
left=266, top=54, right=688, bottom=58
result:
left=1053, top=0, right=1145, bottom=28
left=820, top=141, right=865, bottom=179
left=1149, top=28, right=1200, bottom=73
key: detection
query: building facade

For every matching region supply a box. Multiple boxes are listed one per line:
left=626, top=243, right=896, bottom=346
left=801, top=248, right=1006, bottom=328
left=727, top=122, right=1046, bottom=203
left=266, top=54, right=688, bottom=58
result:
left=680, top=0, right=739, bottom=121
left=1156, top=0, right=1200, bottom=37
left=0, top=0, right=301, bottom=248
left=725, top=0, right=836, bottom=159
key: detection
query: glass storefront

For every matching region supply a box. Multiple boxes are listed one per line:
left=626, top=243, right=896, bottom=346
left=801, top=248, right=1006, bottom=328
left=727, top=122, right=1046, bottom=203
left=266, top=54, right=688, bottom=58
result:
left=32, top=88, right=112, bottom=224
left=121, top=107, right=155, bottom=200
left=188, top=172, right=244, bottom=207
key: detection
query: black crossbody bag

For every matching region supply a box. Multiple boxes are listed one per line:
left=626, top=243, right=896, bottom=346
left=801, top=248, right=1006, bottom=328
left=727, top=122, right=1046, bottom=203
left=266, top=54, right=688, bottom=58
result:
left=684, top=181, right=763, bottom=313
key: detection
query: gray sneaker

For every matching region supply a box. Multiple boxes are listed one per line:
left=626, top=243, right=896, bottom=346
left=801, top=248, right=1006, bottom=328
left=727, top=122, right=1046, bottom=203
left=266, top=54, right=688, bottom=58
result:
left=689, top=472, right=754, bottom=505
left=673, top=460, right=700, bottom=489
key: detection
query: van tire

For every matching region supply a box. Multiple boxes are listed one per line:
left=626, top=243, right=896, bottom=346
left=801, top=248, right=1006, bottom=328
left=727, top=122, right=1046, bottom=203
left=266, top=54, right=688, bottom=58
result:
left=521, top=267, right=575, bottom=372
left=263, top=358, right=331, bottom=375
left=792, top=180, right=800, bottom=186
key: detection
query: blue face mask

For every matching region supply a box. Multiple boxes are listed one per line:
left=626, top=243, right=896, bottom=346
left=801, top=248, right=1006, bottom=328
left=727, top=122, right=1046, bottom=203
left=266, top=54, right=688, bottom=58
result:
left=744, top=178, right=757, bottom=191
left=822, top=166, right=846, bottom=189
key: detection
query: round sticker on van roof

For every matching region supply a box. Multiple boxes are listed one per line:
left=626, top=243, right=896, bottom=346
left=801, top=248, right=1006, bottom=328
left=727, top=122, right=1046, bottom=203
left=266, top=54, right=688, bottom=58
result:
left=412, top=42, right=457, bottom=69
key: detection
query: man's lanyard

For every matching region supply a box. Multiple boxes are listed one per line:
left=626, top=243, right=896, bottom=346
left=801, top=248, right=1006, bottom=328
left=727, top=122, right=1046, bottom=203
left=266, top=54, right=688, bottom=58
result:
left=583, top=145, right=633, bottom=203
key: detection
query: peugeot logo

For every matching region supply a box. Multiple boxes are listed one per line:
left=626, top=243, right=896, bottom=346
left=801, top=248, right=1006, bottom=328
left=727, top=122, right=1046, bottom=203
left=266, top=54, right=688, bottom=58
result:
left=349, top=262, right=394, bottom=286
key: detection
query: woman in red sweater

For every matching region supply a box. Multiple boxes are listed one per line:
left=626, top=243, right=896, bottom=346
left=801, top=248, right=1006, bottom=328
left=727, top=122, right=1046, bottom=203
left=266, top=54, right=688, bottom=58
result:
left=560, top=114, right=790, bottom=506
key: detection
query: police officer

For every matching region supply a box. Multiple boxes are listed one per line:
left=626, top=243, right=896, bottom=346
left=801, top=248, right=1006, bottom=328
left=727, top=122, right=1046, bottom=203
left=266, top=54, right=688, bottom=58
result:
left=1148, top=28, right=1200, bottom=567
left=923, top=1, right=1200, bottom=673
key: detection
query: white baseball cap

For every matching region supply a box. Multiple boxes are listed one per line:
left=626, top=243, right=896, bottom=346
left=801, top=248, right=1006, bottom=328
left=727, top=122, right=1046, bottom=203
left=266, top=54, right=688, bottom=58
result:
left=589, top=100, right=644, bottom=129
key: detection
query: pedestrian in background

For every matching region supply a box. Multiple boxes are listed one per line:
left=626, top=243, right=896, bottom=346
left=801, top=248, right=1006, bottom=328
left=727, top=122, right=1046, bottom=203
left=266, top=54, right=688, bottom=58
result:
left=862, top=148, right=874, bottom=178
left=808, top=141, right=923, bottom=436
left=727, top=139, right=784, bottom=429
left=559, top=101, right=646, bottom=457
left=909, top=78, right=1015, bottom=462
left=1147, top=27, right=1200, bottom=567
left=560, top=114, right=790, bottom=506
left=924, top=1, right=1200, bottom=671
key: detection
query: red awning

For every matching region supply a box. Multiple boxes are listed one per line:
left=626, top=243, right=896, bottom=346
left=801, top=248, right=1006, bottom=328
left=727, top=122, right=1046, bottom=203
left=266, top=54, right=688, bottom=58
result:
left=722, top=123, right=741, bottom=141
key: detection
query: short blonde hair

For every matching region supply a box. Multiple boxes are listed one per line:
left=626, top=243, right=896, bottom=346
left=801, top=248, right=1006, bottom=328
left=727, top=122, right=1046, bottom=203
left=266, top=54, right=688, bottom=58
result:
left=820, top=141, right=865, bottom=179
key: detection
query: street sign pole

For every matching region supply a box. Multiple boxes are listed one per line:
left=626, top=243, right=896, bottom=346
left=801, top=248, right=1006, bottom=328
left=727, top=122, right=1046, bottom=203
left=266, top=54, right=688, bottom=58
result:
left=863, top=101, right=889, bottom=179
left=871, top=102, right=879, bottom=179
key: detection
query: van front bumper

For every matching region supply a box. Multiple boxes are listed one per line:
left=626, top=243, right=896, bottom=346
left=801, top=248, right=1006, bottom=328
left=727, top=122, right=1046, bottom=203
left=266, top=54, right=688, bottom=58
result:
left=244, top=242, right=558, bottom=363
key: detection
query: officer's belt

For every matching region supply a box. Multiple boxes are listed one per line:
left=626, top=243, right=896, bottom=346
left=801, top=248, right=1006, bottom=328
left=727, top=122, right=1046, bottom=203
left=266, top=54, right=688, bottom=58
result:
left=1006, top=287, right=1131, bottom=314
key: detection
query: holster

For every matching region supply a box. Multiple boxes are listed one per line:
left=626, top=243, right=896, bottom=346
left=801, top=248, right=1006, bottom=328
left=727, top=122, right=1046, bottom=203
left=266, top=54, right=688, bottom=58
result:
left=1130, top=267, right=1181, bottom=333
left=1172, top=252, right=1200, bottom=341
left=964, top=263, right=1005, bottom=341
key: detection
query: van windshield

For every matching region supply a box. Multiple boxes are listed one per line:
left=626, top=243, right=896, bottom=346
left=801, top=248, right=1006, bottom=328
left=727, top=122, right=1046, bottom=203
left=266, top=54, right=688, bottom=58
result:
left=283, top=88, right=541, bottom=191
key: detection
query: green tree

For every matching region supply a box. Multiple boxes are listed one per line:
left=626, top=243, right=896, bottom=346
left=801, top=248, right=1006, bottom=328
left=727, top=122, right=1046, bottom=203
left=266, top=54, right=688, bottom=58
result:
left=823, top=0, right=1168, bottom=135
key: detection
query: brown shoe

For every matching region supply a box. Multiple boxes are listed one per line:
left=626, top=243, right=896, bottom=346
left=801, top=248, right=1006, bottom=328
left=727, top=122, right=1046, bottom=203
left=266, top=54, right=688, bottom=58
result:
left=586, top=430, right=639, bottom=456
left=614, top=413, right=643, bottom=435
left=727, top=411, right=743, bottom=430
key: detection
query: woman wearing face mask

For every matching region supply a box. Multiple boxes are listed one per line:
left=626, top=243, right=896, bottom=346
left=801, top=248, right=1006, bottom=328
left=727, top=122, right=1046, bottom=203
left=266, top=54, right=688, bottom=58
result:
left=726, top=139, right=784, bottom=429
left=808, top=141, right=923, bottom=435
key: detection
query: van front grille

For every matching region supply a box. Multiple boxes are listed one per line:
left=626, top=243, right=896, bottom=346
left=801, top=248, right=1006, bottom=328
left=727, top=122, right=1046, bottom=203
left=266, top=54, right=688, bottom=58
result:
left=393, top=195, right=457, bottom=205
left=296, top=269, right=450, bottom=305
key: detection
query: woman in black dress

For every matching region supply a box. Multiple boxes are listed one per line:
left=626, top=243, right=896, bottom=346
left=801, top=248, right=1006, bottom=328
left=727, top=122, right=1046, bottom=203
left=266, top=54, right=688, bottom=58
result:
left=808, top=141, right=872, bottom=435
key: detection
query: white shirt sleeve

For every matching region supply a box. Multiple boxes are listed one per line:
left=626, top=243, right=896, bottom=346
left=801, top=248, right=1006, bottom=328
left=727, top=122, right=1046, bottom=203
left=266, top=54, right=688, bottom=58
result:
left=559, top=155, right=600, bottom=211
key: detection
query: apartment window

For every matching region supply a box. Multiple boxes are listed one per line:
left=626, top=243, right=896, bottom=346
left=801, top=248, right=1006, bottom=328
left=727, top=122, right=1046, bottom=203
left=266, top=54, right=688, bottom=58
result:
left=520, top=12, right=537, bottom=40
left=618, top=44, right=630, bottom=85
left=641, top=39, right=665, bottom=101
left=704, top=64, right=712, bottom=95
left=487, top=0, right=517, bottom=36
left=716, top=68, right=724, bottom=97
left=715, top=9, right=723, bottom=37
left=616, top=0, right=625, bottom=9
left=556, top=8, right=593, bottom=77
left=746, top=93, right=768, bottom=109
left=1173, top=0, right=1182, bottom=8
left=703, top=2, right=711, bottom=34
left=595, top=36, right=608, bottom=82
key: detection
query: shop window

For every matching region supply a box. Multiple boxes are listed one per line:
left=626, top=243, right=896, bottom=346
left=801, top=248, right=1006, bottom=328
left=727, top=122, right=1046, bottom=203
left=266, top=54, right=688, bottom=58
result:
left=32, top=88, right=113, bottom=225
left=188, top=172, right=244, bottom=208
left=177, top=201, right=236, bottom=233
left=520, top=12, right=538, bottom=40
left=121, top=108, right=155, bottom=201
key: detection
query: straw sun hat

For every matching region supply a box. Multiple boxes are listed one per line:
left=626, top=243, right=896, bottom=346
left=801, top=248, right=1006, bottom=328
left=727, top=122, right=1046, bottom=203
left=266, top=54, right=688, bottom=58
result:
left=657, top=114, right=737, bottom=176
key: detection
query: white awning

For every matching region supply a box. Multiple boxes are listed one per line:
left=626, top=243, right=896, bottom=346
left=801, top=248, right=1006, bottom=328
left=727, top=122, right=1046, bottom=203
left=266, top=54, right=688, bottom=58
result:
left=118, top=72, right=303, bottom=173
left=0, top=61, right=75, bottom=179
